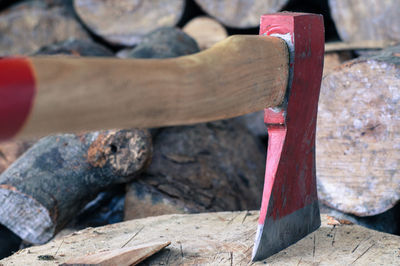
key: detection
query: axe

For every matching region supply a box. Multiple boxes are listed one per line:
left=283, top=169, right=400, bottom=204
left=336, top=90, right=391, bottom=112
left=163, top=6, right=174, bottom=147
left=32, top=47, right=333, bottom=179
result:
left=0, top=13, right=324, bottom=261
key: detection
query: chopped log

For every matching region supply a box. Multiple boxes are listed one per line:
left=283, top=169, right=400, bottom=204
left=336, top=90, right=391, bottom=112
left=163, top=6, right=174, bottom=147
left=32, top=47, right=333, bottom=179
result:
left=317, top=44, right=400, bottom=216
left=2, top=212, right=400, bottom=265
left=125, top=120, right=265, bottom=221
left=61, top=241, right=170, bottom=266
left=0, top=129, right=152, bottom=244
left=194, top=0, right=289, bottom=28
left=183, top=16, right=228, bottom=50
left=73, top=0, right=185, bottom=46
left=328, top=0, right=400, bottom=43
left=0, top=1, right=89, bottom=55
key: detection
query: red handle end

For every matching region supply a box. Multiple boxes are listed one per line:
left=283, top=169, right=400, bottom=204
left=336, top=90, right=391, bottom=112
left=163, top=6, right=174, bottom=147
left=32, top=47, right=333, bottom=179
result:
left=0, top=58, right=36, bottom=141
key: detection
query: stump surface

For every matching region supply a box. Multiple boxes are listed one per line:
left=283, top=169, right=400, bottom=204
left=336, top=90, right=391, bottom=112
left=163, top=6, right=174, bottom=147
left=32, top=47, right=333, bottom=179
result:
left=1, top=212, right=399, bottom=265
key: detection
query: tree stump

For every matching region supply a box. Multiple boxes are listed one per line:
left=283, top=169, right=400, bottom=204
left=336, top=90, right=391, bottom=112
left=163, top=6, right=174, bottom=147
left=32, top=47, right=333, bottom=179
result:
left=183, top=16, right=228, bottom=50
left=317, top=45, right=400, bottom=216
left=1, top=212, right=399, bottom=265
left=0, top=130, right=152, bottom=244
left=329, top=0, right=400, bottom=43
left=73, top=0, right=185, bottom=46
left=194, top=0, right=289, bottom=28
left=0, top=1, right=89, bottom=55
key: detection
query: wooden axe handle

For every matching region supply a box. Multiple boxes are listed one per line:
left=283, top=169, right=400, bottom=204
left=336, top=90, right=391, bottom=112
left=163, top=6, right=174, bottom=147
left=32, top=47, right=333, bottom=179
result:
left=0, top=35, right=288, bottom=140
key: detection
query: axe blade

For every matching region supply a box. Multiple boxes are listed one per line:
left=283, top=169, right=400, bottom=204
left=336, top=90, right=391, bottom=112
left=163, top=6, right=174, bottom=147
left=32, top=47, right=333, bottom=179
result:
left=252, top=13, right=325, bottom=261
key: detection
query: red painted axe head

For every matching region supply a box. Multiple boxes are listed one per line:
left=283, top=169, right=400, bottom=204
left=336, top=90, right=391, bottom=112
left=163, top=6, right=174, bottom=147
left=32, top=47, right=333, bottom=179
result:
left=252, top=13, right=324, bottom=261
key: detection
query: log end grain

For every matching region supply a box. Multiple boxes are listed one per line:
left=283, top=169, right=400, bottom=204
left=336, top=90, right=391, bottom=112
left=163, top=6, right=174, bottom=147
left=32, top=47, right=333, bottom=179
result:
left=183, top=16, right=228, bottom=50
left=329, top=0, right=400, bottom=42
left=317, top=45, right=400, bottom=216
left=194, top=0, right=289, bottom=28
left=86, top=129, right=152, bottom=181
left=73, top=0, right=185, bottom=46
left=0, top=186, right=53, bottom=244
left=0, top=1, right=89, bottom=55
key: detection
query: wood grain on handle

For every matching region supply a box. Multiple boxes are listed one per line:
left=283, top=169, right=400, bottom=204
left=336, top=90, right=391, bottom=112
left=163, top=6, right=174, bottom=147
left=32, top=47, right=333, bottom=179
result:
left=1, top=35, right=289, bottom=139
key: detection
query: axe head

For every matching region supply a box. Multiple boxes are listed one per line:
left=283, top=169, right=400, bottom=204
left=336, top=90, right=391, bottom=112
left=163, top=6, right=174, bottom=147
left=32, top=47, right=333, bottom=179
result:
left=252, top=13, right=324, bottom=261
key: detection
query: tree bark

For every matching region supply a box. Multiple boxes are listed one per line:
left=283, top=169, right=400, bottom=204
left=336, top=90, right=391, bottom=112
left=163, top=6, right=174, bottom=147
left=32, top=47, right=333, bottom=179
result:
left=0, top=1, right=89, bottom=56
left=194, top=0, right=289, bottom=28
left=329, top=0, right=400, bottom=43
left=73, top=0, right=186, bottom=46
left=317, top=45, right=400, bottom=216
left=0, top=129, right=152, bottom=244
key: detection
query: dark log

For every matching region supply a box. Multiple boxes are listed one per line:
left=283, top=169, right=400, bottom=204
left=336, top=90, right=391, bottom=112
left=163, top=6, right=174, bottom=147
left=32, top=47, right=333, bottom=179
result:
left=35, top=39, right=114, bottom=57
left=194, top=0, right=289, bottom=28
left=329, top=0, right=400, bottom=43
left=0, top=129, right=152, bottom=244
left=183, top=16, right=228, bottom=50
left=0, top=1, right=89, bottom=56
left=125, top=181, right=195, bottom=220
left=122, top=27, right=199, bottom=59
left=125, top=120, right=266, bottom=220
left=317, top=44, right=400, bottom=216
left=73, top=0, right=186, bottom=46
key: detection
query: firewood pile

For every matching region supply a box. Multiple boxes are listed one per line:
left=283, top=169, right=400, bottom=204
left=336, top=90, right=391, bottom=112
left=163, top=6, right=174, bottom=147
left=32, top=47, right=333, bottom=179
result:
left=0, top=0, right=399, bottom=263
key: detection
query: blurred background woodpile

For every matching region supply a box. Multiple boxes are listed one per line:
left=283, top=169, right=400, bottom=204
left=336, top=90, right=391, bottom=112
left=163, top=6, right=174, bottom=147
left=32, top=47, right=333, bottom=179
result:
left=0, top=0, right=399, bottom=260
